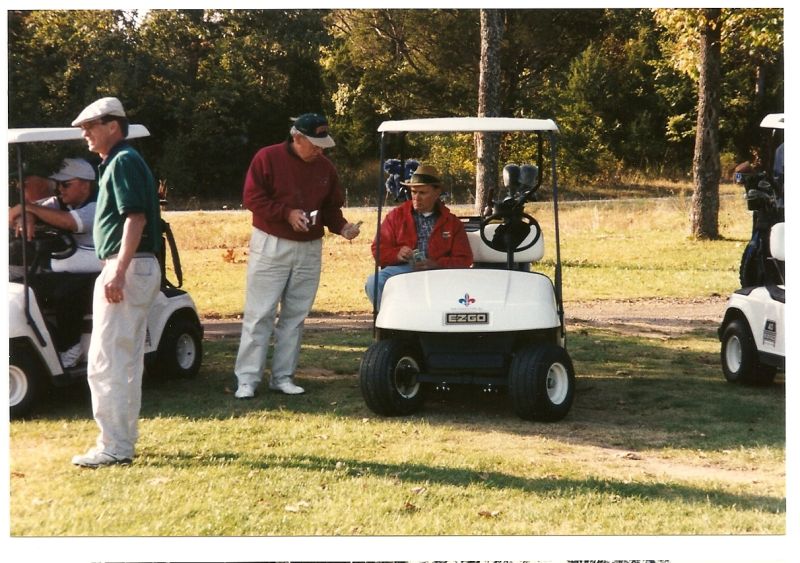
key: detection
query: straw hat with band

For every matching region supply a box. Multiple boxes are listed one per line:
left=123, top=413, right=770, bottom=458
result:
left=400, top=164, right=442, bottom=187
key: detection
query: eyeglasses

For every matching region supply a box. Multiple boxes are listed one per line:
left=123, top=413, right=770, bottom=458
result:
left=79, top=117, right=112, bottom=132
left=57, top=180, right=78, bottom=189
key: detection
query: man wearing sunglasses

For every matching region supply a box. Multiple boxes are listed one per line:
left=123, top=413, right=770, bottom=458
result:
left=8, top=157, right=102, bottom=368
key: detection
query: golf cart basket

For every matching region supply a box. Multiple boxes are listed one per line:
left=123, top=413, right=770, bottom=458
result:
left=736, top=113, right=784, bottom=288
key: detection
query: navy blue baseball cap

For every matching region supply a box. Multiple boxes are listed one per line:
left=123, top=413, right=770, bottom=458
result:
left=292, top=113, right=335, bottom=148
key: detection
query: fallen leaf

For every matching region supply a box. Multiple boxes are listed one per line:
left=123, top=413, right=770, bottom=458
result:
left=622, top=452, right=642, bottom=460
left=411, top=486, right=427, bottom=494
left=284, top=500, right=310, bottom=512
left=403, top=501, right=418, bottom=511
left=478, top=510, right=501, bottom=518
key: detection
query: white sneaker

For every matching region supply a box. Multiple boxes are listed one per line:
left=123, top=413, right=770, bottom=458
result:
left=71, top=450, right=131, bottom=468
left=269, top=380, right=305, bottom=395
left=59, top=343, right=82, bottom=368
left=234, top=382, right=255, bottom=399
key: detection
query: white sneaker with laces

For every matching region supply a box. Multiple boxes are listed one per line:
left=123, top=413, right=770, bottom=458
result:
left=71, top=449, right=132, bottom=468
left=59, top=343, right=82, bottom=368
left=269, top=380, right=305, bottom=395
left=234, top=382, right=256, bottom=399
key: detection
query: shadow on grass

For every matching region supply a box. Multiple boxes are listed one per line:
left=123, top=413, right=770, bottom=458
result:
left=141, top=450, right=785, bottom=515
left=31, top=326, right=785, bottom=454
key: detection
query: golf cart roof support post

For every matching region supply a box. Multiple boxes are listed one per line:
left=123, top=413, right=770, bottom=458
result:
left=14, top=143, right=48, bottom=347
left=549, top=130, right=565, bottom=336
left=372, top=131, right=388, bottom=329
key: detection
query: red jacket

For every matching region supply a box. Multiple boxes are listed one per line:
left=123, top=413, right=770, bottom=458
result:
left=243, top=140, right=347, bottom=241
left=372, top=200, right=473, bottom=268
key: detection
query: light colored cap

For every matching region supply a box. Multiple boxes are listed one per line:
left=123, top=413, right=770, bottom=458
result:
left=49, top=158, right=96, bottom=181
left=71, top=97, right=126, bottom=127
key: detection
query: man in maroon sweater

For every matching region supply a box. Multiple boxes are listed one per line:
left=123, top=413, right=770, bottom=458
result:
left=234, top=113, right=360, bottom=398
left=366, top=164, right=473, bottom=307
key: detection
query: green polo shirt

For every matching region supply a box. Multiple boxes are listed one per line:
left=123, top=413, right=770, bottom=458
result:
left=94, top=141, right=162, bottom=260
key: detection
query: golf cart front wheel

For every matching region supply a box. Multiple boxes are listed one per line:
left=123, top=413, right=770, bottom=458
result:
left=360, top=339, right=425, bottom=416
left=720, top=318, right=776, bottom=386
left=509, top=344, right=575, bottom=421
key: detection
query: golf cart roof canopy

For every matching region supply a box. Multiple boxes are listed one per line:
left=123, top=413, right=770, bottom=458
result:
left=760, top=114, right=784, bottom=129
left=8, top=124, right=151, bottom=144
left=378, top=117, right=559, bottom=134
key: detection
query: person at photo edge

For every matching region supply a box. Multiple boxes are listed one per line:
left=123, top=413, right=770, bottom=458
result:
left=69, top=97, right=162, bottom=469
left=233, top=113, right=361, bottom=399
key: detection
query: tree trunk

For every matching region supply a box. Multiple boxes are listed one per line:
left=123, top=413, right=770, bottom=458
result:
left=475, top=9, right=504, bottom=215
left=691, top=8, right=722, bottom=239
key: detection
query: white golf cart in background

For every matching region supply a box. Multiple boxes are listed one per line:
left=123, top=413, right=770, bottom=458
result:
left=719, top=113, right=785, bottom=386
left=360, top=117, right=575, bottom=421
left=8, top=126, right=203, bottom=418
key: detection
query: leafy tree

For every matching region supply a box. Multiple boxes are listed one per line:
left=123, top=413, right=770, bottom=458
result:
left=692, top=8, right=722, bottom=239
left=475, top=9, right=504, bottom=214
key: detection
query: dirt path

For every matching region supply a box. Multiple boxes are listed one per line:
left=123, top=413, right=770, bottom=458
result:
left=203, top=296, right=728, bottom=339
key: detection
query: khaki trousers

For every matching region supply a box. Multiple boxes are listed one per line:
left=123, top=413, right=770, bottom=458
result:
left=87, top=255, right=160, bottom=459
left=234, top=228, right=322, bottom=389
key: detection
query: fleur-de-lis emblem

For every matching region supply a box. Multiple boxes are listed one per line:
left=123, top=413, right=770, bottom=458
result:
left=458, top=293, right=476, bottom=306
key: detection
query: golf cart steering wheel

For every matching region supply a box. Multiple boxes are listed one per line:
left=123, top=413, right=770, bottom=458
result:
left=32, top=224, right=78, bottom=261
left=479, top=211, right=542, bottom=254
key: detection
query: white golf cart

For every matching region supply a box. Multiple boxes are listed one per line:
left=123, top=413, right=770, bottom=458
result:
left=719, top=113, right=785, bottom=385
left=360, top=117, right=575, bottom=421
left=8, top=126, right=203, bottom=418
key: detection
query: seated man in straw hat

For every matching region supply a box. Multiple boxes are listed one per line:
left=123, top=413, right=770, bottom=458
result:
left=366, top=164, right=473, bottom=307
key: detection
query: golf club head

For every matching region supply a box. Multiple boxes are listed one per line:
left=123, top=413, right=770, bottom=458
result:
left=503, top=163, right=520, bottom=194
left=519, top=164, right=539, bottom=190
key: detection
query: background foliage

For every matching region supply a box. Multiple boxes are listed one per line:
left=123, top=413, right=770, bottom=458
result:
left=7, top=8, right=783, bottom=206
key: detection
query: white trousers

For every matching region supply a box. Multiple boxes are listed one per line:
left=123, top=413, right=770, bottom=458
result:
left=87, top=255, right=160, bottom=459
left=234, top=228, right=322, bottom=388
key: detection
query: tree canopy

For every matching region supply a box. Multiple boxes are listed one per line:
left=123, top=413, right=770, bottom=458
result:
left=7, top=8, right=783, bottom=205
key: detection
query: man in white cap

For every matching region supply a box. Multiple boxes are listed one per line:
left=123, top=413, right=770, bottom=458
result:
left=233, top=113, right=361, bottom=399
left=69, top=97, right=163, bottom=468
left=8, top=157, right=103, bottom=367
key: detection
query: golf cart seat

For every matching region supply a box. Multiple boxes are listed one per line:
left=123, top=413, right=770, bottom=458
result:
left=465, top=220, right=544, bottom=268
left=768, top=222, right=785, bottom=291
left=770, top=222, right=785, bottom=262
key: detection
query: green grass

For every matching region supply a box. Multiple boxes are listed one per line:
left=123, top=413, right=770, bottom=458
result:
left=10, top=327, right=784, bottom=535
left=163, top=191, right=752, bottom=317
left=9, top=191, right=784, bottom=537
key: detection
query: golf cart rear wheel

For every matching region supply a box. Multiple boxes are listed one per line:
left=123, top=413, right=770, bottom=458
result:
left=720, top=318, right=776, bottom=386
left=360, top=339, right=425, bottom=416
left=509, top=344, right=575, bottom=421
left=154, top=314, right=203, bottom=379
left=9, top=351, right=43, bottom=419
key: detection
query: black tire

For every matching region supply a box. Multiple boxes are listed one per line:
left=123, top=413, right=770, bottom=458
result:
left=9, top=349, right=44, bottom=419
left=720, top=318, right=776, bottom=386
left=509, top=344, right=575, bottom=422
left=154, top=313, right=203, bottom=379
left=360, top=339, right=425, bottom=416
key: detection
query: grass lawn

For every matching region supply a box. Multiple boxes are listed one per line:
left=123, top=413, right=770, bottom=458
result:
left=8, top=191, right=785, bottom=545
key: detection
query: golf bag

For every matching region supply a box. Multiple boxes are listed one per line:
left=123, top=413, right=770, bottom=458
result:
left=735, top=166, right=784, bottom=287
left=384, top=158, right=419, bottom=202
